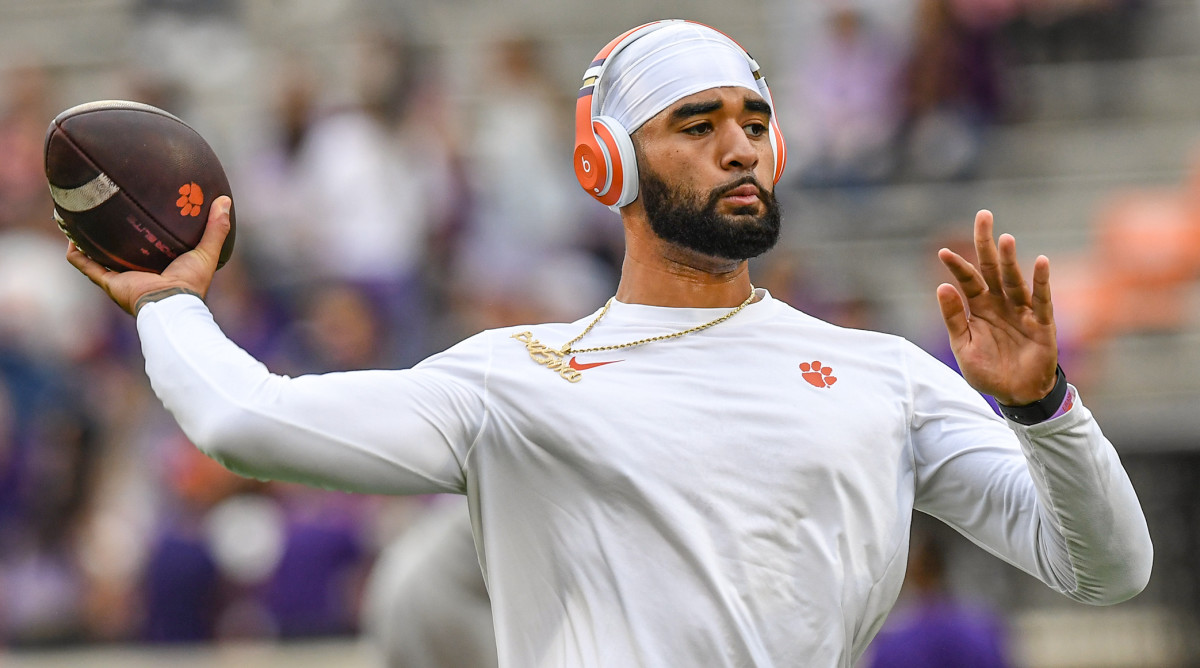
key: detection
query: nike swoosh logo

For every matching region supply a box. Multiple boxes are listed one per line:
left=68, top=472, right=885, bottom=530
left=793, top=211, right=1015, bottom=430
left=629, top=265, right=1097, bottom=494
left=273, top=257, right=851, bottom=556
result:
left=568, top=357, right=622, bottom=371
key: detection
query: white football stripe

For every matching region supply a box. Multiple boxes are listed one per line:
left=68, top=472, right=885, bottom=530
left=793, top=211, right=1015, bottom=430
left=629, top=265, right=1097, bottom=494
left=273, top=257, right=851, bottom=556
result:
left=48, top=172, right=120, bottom=212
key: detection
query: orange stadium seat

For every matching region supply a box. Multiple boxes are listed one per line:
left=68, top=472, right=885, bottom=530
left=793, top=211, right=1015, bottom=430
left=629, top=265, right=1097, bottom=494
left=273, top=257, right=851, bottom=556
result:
left=1089, top=187, right=1200, bottom=337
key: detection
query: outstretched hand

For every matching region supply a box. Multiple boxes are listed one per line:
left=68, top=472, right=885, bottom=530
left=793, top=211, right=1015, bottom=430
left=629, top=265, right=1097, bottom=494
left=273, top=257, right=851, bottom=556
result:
left=936, top=210, right=1058, bottom=406
left=67, top=195, right=232, bottom=316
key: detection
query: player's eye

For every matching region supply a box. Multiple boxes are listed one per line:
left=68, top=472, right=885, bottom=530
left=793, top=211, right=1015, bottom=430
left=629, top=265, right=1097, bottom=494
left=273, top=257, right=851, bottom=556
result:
left=745, top=122, right=768, bottom=137
left=683, top=121, right=712, bottom=136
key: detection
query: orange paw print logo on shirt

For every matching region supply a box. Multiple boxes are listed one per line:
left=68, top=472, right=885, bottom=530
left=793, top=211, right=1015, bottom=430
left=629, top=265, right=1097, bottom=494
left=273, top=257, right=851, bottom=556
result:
left=800, top=360, right=837, bottom=388
left=176, top=182, right=204, bottom=217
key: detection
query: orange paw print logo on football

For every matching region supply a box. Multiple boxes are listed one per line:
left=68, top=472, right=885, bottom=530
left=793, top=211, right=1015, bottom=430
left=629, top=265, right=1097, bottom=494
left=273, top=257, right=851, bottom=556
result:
left=176, top=182, right=204, bottom=217
left=800, top=360, right=837, bottom=388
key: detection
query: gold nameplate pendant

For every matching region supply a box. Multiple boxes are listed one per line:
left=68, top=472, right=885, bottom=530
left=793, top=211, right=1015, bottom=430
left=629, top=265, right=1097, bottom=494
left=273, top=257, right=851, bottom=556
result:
left=512, top=332, right=582, bottom=383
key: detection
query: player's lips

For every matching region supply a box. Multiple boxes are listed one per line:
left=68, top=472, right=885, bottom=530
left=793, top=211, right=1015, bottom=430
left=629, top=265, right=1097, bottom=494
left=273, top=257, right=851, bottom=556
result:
left=720, top=184, right=762, bottom=206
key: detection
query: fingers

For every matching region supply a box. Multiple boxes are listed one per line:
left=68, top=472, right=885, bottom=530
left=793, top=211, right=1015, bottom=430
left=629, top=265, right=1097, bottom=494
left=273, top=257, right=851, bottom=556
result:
left=938, top=247, right=987, bottom=299
left=997, top=233, right=1031, bottom=307
left=66, top=241, right=113, bottom=290
left=193, top=195, right=232, bottom=269
left=161, top=195, right=231, bottom=283
left=943, top=210, right=1058, bottom=335
left=936, top=283, right=970, bottom=343
left=949, top=210, right=1040, bottom=309
left=66, top=241, right=139, bottom=315
left=154, top=195, right=231, bottom=300
left=973, top=210, right=1003, bottom=296
left=1031, top=254, right=1053, bottom=325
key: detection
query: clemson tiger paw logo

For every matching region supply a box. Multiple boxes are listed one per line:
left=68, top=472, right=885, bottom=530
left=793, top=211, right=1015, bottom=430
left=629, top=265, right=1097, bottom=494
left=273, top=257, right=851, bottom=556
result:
left=800, top=360, right=837, bottom=388
left=176, top=182, right=204, bottom=217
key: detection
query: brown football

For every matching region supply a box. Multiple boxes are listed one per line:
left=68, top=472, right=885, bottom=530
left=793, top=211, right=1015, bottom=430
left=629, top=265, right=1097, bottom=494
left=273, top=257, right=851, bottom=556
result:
left=44, top=100, right=235, bottom=273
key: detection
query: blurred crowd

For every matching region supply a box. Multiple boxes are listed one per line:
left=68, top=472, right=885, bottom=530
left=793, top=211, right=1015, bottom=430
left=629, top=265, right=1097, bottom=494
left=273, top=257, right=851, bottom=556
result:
left=782, top=0, right=1148, bottom=186
left=0, top=7, right=620, bottom=646
left=0, top=0, right=1179, bottom=652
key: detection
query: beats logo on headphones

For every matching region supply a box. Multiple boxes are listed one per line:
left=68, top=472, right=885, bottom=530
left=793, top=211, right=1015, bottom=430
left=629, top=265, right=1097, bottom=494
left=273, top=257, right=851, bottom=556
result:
left=573, top=20, right=787, bottom=210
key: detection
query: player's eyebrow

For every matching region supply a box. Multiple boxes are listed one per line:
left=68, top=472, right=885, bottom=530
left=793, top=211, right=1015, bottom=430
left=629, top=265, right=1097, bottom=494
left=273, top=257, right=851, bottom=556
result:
left=669, top=96, right=773, bottom=124
left=670, top=99, right=723, bottom=123
left=744, top=97, right=772, bottom=118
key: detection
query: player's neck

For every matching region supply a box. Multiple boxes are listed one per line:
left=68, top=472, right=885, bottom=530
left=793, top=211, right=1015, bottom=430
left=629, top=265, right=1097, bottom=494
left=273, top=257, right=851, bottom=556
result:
left=615, top=216, right=754, bottom=308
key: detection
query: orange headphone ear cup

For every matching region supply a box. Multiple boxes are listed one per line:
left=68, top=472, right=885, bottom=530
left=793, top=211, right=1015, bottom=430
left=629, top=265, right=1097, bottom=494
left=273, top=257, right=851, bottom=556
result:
left=591, top=116, right=638, bottom=209
left=573, top=139, right=608, bottom=198
left=574, top=82, right=609, bottom=199
left=574, top=20, right=669, bottom=208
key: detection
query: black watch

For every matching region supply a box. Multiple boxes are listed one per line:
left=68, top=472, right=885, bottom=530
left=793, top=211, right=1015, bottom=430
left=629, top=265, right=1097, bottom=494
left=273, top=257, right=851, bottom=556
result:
left=997, top=366, right=1068, bottom=426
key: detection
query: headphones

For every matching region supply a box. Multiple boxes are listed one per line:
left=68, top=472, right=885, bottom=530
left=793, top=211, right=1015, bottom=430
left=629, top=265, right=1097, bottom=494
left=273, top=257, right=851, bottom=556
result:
left=573, top=19, right=787, bottom=210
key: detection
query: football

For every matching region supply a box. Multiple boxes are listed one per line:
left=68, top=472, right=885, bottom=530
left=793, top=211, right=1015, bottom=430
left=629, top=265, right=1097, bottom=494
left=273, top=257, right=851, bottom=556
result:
left=44, top=99, right=236, bottom=273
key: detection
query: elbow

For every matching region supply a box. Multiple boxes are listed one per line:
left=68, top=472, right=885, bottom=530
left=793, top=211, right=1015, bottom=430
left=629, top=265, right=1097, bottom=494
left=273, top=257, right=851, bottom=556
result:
left=1072, top=535, right=1155, bottom=606
left=175, top=401, right=265, bottom=477
left=1107, top=539, right=1154, bottom=605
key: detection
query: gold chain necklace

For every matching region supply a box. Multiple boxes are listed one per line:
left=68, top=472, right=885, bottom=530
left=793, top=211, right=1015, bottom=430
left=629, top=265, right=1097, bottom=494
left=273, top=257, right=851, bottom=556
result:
left=511, top=287, right=757, bottom=383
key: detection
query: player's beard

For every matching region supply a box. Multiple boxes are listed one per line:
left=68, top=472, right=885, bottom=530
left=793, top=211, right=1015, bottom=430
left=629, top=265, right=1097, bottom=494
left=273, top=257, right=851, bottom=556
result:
left=639, top=169, right=782, bottom=262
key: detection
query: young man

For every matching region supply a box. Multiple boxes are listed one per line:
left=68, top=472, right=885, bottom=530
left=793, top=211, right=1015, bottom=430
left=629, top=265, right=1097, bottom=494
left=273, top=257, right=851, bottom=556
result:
left=67, top=20, right=1151, bottom=668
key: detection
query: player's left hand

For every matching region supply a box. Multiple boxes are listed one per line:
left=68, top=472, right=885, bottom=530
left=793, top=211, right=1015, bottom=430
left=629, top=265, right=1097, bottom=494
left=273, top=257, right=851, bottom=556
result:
left=936, top=209, right=1058, bottom=406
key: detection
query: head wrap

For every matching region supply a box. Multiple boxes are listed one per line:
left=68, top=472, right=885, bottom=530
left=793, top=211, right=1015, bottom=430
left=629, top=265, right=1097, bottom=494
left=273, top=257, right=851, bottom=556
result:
left=596, top=22, right=765, bottom=134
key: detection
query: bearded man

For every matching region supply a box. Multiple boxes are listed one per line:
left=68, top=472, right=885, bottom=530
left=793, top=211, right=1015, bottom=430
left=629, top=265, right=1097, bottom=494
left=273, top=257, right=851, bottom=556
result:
left=68, top=20, right=1150, bottom=668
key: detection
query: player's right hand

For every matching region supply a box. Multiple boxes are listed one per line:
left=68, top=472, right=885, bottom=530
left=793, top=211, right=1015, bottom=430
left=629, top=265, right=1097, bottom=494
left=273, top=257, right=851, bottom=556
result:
left=67, top=195, right=232, bottom=316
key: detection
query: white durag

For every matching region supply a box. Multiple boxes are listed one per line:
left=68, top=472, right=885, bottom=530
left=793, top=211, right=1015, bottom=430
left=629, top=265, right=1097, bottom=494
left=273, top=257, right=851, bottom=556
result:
left=595, top=22, right=767, bottom=134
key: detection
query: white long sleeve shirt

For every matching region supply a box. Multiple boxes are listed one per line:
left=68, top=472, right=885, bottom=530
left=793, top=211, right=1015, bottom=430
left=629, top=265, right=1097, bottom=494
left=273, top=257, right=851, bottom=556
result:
left=137, top=290, right=1152, bottom=667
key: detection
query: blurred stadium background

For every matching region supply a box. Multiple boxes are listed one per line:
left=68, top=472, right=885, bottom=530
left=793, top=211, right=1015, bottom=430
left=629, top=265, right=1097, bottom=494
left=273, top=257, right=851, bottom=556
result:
left=1, top=0, right=1198, bottom=666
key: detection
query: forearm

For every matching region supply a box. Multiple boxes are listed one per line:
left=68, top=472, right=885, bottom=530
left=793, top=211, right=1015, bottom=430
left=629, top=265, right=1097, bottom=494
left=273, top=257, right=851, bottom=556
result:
left=910, top=349, right=1152, bottom=605
left=1010, top=394, right=1153, bottom=604
left=137, top=294, right=471, bottom=495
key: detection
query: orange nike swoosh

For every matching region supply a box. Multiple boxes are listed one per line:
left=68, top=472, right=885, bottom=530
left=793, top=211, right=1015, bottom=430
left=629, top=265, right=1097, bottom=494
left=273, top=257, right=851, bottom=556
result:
left=568, top=357, right=622, bottom=371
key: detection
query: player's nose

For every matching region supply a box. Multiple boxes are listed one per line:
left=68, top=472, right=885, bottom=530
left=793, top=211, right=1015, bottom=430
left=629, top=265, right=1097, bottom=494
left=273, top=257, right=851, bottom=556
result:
left=719, top=123, right=759, bottom=173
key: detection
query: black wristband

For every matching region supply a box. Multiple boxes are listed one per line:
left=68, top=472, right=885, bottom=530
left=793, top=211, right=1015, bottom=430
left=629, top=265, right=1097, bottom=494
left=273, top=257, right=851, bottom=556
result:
left=133, top=286, right=202, bottom=315
left=997, top=365, right=1068, bottom=425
